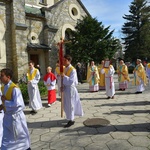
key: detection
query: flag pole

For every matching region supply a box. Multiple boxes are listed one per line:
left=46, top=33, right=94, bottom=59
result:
left=59, top=38, right=64, bottom=118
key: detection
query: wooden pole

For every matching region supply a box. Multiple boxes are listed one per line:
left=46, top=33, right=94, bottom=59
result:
left=59, top=39, right=64, bottom=118
left=58, top=39, right=71, bottom=117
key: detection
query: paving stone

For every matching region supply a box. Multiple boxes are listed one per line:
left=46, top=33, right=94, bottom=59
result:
left=107, top=139, right=132, bottom=150
left=128, top=136, right=150, bottom=147
left=129, top=147, right=149, bottom=150
left=91, top=134, right=113, bottom=144
left=71, top=136, right=93, bottom=147
left=20, top=77, right=150, bottom=150
left=130, top=128, right=150, bottom=136
left=111, top=131, right=132, bottom=140
left=85, top=143, right=109, bottom=150
left=41, top=132, right=60, bottom=142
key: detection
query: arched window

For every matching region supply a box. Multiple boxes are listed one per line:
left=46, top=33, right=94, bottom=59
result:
left=65, top=28, right=72, bottom=55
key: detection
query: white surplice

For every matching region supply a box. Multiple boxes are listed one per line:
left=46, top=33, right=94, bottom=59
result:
left=1, top=81, right=30, bottom=150
left=63, top=64, right=84, bottom=121
left=55, top=68, right=61, bottom=96
left=102, top=66, right=115, bottom=97
left=27, top=68, right=42, bottom=111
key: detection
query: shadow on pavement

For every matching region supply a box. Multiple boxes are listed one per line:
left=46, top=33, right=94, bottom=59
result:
left=81, top=97, right=107, bottom=101
left=26, top=119, right=150, bottom=135
left=58, top=122, right=150, bottom=135
left=99, top=101, right=150, bottom=107
left=27, top=119, right=67, bottom=128
left=104, top=110, right=150, bottom=115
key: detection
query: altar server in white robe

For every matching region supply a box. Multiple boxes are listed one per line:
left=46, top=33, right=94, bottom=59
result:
left=101, top=62, right=115, bottom=99
left=0, top=68, right=31, bottom=150
left=61, top=55, right=84, bottom=128
left=27, top=60, right=43, bottom=114
left=0, top=91, right=4, bottom=148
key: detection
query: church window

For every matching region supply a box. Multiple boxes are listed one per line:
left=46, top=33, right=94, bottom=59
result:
left=69, top=4, right=80, bottom=20
left=32, top=36, right=36, bottom=40
left=72, top=8, right=78, bottom=16
left=39, top=0, right=47, bottom=4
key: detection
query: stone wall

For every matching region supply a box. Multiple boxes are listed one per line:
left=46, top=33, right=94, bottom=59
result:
left=25, top=0, right=37, bottom=5
left=12, top=0, right=28, bottom=81
left=0, top=0, right=89, bottom=80
left=26, top=18, right=44, bottom=44
left=0, top=3, right=6, bottom=68
left=45, top=0, right=88, bottom=70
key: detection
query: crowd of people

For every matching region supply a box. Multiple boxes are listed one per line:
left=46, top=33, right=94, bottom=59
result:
left=86, top=58, right=148, bottom=98
left=0, top=55, right=149, bottom=149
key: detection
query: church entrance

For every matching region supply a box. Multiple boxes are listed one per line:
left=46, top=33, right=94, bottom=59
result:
left=30, top=54, right=39, bottom=67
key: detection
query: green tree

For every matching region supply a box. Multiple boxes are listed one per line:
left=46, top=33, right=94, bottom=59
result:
left=65, top=16, right=119, bottom=65
left=122, top=0, right=150, bottom=62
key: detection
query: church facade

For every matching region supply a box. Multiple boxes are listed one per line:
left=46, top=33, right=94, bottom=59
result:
left=0, top=0, right=89, bottom=81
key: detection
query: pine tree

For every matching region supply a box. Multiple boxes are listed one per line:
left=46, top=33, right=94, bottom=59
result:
left=122, top=0, right=150, bottom=62
left=65, top=16, right=119, bottom=65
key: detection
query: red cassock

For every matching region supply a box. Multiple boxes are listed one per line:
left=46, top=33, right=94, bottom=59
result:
left=44, top=73, right=56, bottom=104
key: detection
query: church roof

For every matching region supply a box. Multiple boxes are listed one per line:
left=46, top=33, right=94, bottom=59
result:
left=42, top=0, right=91, bottom=16
left=25, top=5, right=44, bottom=18
left=27, top=43, right=51, bottom=50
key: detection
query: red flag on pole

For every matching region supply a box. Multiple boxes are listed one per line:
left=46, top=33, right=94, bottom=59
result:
left=59, top=39, right=63, bottom=73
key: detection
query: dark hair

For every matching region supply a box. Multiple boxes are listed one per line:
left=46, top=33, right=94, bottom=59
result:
left=64, top=54, right=72, bottom=62
left=1, top=68, right=13, bottom=79
left=29, top=60, right=34, bottom=65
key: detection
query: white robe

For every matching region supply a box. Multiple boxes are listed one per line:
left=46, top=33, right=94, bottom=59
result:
left=103, top=66, right=115, bottom=97
left=27, top=68, right=42, bottom=111
left=63, top=64, right=84, bottom=121
left=44, top=78, right=56, bottom=91
left=135, top=76, right=145, bottom=92
left=0, top=92, right=4, bottom=148
left=55, top=68, right=61, bottom=96
left=1, top=81, right=30, bottom=150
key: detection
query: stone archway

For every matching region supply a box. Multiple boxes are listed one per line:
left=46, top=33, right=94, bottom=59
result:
left=65, top=28, right=72, bottom=55
left=61, top=24, right=75, bottom=55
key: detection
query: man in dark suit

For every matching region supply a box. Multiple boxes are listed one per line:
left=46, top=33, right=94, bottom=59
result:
left=76, top=62, right=83, bottom=84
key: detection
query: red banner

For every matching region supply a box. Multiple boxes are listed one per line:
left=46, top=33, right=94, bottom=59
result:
left=59, top=40, right=63, bottom=73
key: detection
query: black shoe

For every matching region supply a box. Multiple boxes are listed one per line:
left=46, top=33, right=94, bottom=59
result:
left=30, top=110, right=37, bottom=114
left=135, top=91, right=142, bottom=94
left=64, top=120, right=75, bottom=128
left=106, top=96, right=111, bottom=99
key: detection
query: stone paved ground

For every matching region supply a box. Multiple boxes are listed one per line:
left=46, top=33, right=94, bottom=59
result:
left=24, top=75, right=150, bottom=150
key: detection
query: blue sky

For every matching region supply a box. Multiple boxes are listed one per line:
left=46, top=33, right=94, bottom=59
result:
left=81, top=0, right=133, bottom=39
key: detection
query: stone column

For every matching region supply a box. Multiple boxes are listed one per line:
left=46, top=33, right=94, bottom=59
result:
left=5, top=0, right=28, bottom=82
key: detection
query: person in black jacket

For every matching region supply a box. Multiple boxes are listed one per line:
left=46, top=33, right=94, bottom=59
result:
left=76, top=62, right=83, bottom=84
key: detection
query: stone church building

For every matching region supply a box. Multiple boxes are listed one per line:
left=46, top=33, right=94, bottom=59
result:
left=0, top=0, right=89, bottom=81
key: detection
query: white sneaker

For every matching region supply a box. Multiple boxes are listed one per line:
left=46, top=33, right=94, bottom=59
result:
left=48, top=104, right=51, bottom=107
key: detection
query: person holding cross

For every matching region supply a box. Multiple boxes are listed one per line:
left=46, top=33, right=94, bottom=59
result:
left=60, top=54, right=84, bottom=128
